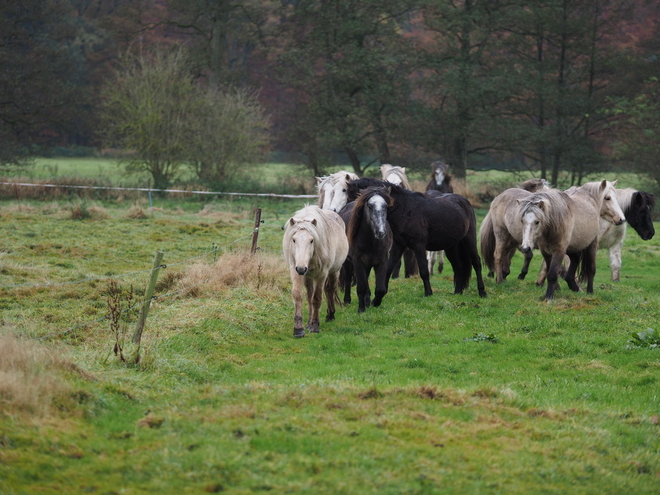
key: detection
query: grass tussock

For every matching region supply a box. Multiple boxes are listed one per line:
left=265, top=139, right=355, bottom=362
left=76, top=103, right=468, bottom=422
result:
left=0, top=333, right=73, bottom=416
left=177, top=252, right=288, bottom=297
left=67, top=202, right=109, bottom=220
left=196, top=205, right=247, bottom=225
left=126, top=203, right=149, bottom=219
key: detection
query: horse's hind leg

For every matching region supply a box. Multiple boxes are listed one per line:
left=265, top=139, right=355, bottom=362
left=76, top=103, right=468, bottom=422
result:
left=582, top=241, right=598, bottom=294
left=564, top=253, right=581, bottom=292
left=467, top=241, right=487, bottom=298
left=340, top=258, right=353, bottom=304
left=412, top=246, right=433, bottom=296
left=608, top=244, right=622, bottom=282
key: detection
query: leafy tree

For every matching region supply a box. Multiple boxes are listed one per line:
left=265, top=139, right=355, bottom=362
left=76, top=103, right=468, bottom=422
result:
left=188, top=88, right=270, bottom=186
left=274, top=0, right=416, bottom=176
left=101, top=48, right=197, bottom=190
left=101, top=47, right=270, bottom=189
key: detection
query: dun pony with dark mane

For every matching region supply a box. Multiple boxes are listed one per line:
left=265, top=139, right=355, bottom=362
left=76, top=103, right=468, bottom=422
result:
left=345, top=187, right=394, bottom=312
left=283, top=205, right=349, bottom=337
left=518, top=181, right=625, bottom=300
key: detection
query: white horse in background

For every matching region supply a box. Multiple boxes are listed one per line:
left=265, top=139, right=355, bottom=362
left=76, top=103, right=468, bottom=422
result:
left=282, top=205, right=349, bottom=338
left=316, top=170, right=359, bottom=212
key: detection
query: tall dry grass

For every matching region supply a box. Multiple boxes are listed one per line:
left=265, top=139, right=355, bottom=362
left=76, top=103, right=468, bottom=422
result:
left=0, top=333, right=73, bottom=416
left=158, top=252, right=289, bottom=298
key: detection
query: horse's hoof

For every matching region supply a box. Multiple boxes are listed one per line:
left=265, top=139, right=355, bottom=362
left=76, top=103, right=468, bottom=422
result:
left=294, top=329, right=305, bottom=338
left=479, top=291, right=487, bottom=298
left=518, top=274, right=526, bottom=281
left=325, top=315, right=335, bottom=322
left=358, top=307, right=365, bottom=313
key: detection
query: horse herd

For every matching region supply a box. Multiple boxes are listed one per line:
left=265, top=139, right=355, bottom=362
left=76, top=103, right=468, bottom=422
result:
left=282, top=162, right=656, bottom=338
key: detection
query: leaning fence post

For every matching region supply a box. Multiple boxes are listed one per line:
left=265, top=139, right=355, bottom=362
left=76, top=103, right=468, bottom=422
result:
left=251, top=208, right=262, bottom=254
left=131, top=250, right=164, bottom=363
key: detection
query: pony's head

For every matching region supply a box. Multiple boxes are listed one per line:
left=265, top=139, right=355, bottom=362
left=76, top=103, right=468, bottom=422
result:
left=380, top=164, right=410, bottom=189
left=326, top=171, right=359, bottom=212
left=430, top=160, right=449, bottom=186
left=316, top=176, right=334, bottom=209
left=518, top=199, right=547, bottom=254
left=348, top=188, right=393, bottom=242
left=581, top=180, right=626, bottom=226
left=617, top=189, right=656, bottom=241
left=285, top=217, right=319, bottom=276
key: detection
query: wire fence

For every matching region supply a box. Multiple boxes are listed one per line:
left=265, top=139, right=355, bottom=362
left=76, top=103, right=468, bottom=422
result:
left=0, top=181, right=318, bottom=200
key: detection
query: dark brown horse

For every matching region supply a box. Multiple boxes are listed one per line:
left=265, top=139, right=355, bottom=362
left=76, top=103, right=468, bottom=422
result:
left=345, top=187, right=394, bottom=312
left=348, top=179, right=487, bottom=298
left=425, top=160, right=454, bottom=193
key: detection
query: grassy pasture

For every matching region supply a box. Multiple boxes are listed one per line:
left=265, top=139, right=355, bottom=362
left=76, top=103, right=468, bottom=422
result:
left=1, top=166, right=659, bottom=494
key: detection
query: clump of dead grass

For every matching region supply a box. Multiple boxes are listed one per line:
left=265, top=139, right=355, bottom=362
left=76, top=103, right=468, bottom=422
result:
left=175, top=251, right=288, bottom=297
left=127, top=203, right=149, bottom=219
left=0, top=333, right=74, bottom=416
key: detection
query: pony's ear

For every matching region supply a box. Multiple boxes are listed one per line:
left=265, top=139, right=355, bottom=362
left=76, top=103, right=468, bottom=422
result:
left=600, top=179, right=607, bottom=191
left=289, top=218, right=296, bottom=227
left=401, top=167, right=406, bottom=173
left=612, top=179, right=618, bottom=187
left=344, top=173, right=352, bottom=181
left=386, top=186, right=392, bottom=195
left=316, top=177, right=322, bottom=184
left=537, top=200, right=546, bottom=210
left=312, top=218, right=318, bottom=226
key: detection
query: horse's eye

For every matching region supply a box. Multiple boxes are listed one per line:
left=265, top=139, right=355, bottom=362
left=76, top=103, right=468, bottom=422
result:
left=605, top=196, right=611, bottom=200
left=535, top=221, right=540, bottom=225
left=292, top=239, right=296, bottom=243
left=310, top=239, right=314, bottom=243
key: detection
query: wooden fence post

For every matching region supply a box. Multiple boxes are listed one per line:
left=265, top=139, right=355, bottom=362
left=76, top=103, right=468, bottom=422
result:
left=251, top=208, right=262, bottom=254
left=131, top=250, right=164, bottom=363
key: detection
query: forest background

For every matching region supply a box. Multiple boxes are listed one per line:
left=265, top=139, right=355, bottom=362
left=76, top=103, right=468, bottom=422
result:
left=1, top=0, right=660, bottom=192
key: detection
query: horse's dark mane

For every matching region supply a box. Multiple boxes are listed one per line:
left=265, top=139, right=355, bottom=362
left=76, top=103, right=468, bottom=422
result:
left=347, top=178, right=392, bottom=201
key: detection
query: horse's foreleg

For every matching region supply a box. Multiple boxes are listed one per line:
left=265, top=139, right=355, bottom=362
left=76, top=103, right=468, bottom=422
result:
left=542, top=252, right=564, bottom=301
left=291, top=273, right=305, bottom=338
left=493, top=242, right=511, bottom=284
left=518, top=248, right=533, bottom=280
left=354, top=262, right=371, bottom=313
left=608, top=244, right=622, bottom=282
left=467, top=241, right=487, bottom=298
left=372, top=262, right=389, bottom=307
left=305, top=277, right=321, bottom=333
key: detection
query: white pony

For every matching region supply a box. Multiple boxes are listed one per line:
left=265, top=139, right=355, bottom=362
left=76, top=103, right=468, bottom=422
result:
left=316, top=170, right=360, bottom=212
left=283, top=205, right=349, bottom=338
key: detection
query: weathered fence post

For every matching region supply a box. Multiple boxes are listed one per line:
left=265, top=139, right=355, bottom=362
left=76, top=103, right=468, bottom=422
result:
left=131, top=250, right=164, bottom=363
left=251, top=208, right=262, bottom=254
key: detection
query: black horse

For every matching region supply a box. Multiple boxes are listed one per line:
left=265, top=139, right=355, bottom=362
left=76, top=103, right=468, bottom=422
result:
left=425, top=160, right=454, bottom=194
left=345, top=187, right=394, bottom=312
left=348, top=178, right=487, bottom=298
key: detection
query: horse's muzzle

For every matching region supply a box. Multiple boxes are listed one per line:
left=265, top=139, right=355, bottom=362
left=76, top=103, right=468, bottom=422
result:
left=296, top=266, right=308, bottom=275
left=374, top=231, right=387, bottom=240
left=520, top=246, right=532, bottom=254
left=614, top=217, right=625, bottom=226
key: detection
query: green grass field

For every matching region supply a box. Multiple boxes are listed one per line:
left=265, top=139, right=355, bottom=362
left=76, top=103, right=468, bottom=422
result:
left=1, top=162, right=659, bottom=494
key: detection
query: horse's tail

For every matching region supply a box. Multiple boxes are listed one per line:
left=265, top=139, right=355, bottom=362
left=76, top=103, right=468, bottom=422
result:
left=479, top=212, right=496, bottom=274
